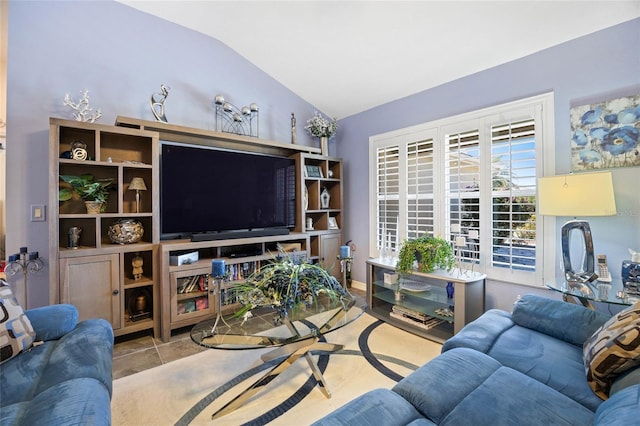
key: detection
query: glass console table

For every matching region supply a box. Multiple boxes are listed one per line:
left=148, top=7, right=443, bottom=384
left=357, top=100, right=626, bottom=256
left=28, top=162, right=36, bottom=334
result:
left=545, top=278, right=636, bottom=309
left=191, top=294, right=362, bottom=419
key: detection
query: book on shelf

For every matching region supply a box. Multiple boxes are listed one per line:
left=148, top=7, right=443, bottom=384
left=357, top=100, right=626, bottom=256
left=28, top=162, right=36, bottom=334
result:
left=392, top=304, right=430, bottom=322
left=390, top=311, right=443, bottom=330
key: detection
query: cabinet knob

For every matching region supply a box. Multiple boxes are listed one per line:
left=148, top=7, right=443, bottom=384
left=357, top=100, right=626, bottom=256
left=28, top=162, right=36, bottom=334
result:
left=112, top=290, right=119, bottom=295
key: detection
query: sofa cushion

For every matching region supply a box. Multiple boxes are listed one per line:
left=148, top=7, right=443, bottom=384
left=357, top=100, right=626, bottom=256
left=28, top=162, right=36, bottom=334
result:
left=583, top=301, right=640, bottom=399
left=311, top=388, right=429, bottom=426
left=512, top=294, right=609, bottom=345
left=393, top=348, right=594, bottom=425
left=444, top=300, right=604, bottom=411
left=593, top=385, right=640, bottom=426
left=26, top=304, right=78, bottom=341
left=488, top=325, right=603, bottom=411
left=11, top=377, right=111, bottom=426
left=0, top=317, right=114, bottom=408
left=0, top=284, right=36, bottom=364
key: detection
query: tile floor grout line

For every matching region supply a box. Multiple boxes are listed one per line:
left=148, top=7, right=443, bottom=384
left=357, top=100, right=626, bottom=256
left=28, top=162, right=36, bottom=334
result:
left=153, top=336, right=167, bottom=365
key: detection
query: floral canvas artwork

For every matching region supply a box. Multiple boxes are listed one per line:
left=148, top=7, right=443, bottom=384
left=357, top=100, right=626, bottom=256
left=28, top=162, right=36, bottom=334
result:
left=570, top=94, right=640, bottom=170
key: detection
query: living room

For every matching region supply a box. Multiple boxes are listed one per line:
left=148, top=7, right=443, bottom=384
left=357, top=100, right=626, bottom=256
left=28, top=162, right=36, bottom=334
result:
left=2, top=1, right=639, bottom=311
left=1, top=1, right=639, bottom=425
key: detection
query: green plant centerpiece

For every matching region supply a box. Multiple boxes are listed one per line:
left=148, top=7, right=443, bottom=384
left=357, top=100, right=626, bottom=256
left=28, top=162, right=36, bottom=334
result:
left=395, top=234, right=455, bottom=275
left=234, top=248, right=349, bottom=322
left=59, top=174, right=114, bottom=213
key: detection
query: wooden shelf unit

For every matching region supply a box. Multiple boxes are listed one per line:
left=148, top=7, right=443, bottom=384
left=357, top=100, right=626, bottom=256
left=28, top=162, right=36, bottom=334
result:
left=49, top=118, right=160, bottom=338
left=293, top=153, right=343, bottom=280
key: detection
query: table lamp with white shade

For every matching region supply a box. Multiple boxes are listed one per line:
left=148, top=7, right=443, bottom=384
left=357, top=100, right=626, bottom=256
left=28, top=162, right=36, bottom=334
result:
left=538, top=171, right=616, bottom=285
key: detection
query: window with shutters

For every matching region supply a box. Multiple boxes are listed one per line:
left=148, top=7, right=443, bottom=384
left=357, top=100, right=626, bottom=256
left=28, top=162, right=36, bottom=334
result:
left=370, top=93, right=554, bottom=286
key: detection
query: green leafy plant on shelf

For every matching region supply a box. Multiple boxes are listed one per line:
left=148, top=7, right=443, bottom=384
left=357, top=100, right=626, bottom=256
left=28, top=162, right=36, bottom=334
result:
left=234, top=247, right=349, bottom=321
left=59, top=174, right=114, bottom=212
left=395, top=235, right=455, bottom=275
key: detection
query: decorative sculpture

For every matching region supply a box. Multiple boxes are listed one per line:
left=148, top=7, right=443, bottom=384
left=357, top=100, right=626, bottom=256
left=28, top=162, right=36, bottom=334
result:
left=132, top=254, right=144, bottom=280
left=63, top=90, right=102, bottom=123
left=214, top=94, right=259, bottom=137
left=150, top=84, right=170, bottom=123
left=291, top=113, right=297, bottom=144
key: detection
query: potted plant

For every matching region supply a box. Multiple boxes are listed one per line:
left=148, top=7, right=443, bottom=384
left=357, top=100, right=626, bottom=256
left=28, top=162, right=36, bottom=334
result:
left=396, top=234, right=455, bottom=275
left=234, top=247, right=349, bottom=321
left=59, top=174, right=114, bottom=213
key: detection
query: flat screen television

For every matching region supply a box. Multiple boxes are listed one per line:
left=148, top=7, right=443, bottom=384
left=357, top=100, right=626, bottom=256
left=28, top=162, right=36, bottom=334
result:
left=160, top=143, right=296, bottom=241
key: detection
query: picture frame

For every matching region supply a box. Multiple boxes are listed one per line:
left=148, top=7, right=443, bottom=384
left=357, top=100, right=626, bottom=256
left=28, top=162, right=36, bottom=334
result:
left=304, top=165, right=323, bottom=178
left=328, top=217, right=339, bottom=229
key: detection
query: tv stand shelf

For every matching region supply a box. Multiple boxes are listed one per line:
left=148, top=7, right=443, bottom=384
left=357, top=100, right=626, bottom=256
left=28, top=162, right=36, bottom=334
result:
left=159, top=232, right=311, bottom=342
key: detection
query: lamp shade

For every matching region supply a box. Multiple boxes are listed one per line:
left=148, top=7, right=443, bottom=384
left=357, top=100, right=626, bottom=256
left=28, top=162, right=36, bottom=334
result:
left=537, top=171, right=616, bottom=217
left=128, top=177, right=147, bottom=191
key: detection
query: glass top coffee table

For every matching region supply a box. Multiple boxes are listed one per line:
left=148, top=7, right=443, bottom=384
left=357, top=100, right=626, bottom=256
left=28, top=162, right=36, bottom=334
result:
left=545, top=278, right=636, bottom=309
left=191, top=294, right=363, bottom=419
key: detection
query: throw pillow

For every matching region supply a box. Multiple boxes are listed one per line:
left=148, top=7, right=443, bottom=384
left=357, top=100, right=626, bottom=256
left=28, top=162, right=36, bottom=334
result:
left=583, top=301, right=640, bottom=399
left=0, top=281, right=36, bottom=363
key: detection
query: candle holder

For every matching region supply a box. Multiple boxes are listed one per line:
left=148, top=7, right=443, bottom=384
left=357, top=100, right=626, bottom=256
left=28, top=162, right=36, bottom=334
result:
left=213, top=94, right=259, bottom=137
left=337, top=253, right=353, bottom=293
left=210, top=259, right=231, bottom=333
left=5, top=247, right=44, bottom=307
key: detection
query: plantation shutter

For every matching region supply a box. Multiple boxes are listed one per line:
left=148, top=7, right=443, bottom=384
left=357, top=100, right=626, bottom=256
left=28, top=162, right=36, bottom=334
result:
left=490, top=119, right=537, bottom=272
left=445, top=130, right=481, bottom=262
left=376, top=146, right=400, bottom=252
left=406, top=139, right=435, bottom=241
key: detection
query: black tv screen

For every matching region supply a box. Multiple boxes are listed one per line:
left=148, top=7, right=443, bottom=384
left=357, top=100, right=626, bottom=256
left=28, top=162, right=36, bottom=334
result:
left=160, top=143, right=296, bottom=240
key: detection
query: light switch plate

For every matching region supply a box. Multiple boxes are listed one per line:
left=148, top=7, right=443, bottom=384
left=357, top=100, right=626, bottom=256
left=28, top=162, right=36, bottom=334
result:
left=31, top=204, right=46, bottom=222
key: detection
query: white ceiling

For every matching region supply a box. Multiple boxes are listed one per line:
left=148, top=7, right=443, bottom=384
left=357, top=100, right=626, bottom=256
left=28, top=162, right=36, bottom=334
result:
left=118, top=1, right=640, bottom=119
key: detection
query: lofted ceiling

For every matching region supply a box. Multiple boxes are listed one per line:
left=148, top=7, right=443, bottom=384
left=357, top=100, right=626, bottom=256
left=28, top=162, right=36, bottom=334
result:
left=118, top=1, right=640, bottom=119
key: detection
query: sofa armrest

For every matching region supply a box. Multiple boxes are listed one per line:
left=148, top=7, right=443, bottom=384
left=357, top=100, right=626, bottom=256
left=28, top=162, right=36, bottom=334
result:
left=442, top=309, right=514, bottom=353
left=594, top=385, right=639, bottom=425
left=25, top=304, right=78, bottom=341
left=511, top=294, right=610, bottom=345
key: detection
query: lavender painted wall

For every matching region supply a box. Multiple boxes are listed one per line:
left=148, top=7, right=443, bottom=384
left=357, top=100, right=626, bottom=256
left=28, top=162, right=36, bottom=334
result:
left=6, top=2, right=639, bottom=312
left=336, top=19, right=640, bottom=310
left=7, top=1, right=321, bottom=307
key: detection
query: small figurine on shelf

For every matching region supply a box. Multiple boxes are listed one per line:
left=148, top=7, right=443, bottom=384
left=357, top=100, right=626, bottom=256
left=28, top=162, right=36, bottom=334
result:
left=132, top=254, right=143, bottom=280
left=320, top=187, right=330, bottom=209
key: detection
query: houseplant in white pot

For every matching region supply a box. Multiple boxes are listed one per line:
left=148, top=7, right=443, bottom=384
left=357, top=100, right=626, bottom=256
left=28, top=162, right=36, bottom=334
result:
left=59, top=174, right=114, bottom=213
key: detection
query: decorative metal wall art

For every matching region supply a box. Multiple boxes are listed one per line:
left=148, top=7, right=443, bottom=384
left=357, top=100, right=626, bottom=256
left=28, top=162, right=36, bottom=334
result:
left=150, top=84, right=170, bottom=123
left=214, top=94, right=259, bottom=137
left=570, top=94, right=640, bottom=170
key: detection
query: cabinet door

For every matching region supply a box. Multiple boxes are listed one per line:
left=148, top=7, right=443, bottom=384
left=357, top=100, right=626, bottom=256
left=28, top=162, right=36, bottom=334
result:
left=319, top=233, right=341, bottom=279
left=59, top=254, right=121, bottom=329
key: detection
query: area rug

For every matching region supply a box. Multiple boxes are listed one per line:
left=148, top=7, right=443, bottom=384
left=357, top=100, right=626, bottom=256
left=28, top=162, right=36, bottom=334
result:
left=111, top=313, right=442, bottom=425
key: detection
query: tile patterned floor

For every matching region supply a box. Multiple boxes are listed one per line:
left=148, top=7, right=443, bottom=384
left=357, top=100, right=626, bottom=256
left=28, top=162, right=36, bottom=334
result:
left=112, top=288, right=366, bottom=380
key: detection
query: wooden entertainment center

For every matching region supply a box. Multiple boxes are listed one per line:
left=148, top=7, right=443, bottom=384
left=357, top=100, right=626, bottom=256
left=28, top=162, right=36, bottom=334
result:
left=49, top=117, right=344, bottom=341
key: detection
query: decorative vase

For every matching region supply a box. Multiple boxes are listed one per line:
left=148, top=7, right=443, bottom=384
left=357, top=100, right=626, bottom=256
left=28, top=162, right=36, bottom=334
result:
left=320, top=137, right=329, bottom=156
left=108, top=219, right=144, bottom=244
left=446, top=281, right=454, bottom=299
left=84, top=201, right=103, bottom=214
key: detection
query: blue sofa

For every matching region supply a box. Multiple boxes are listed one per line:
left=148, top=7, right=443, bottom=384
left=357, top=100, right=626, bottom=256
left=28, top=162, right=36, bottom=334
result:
left=0, top=304, right=114, bottom=425
left=314, top=294, right=639, bottom=425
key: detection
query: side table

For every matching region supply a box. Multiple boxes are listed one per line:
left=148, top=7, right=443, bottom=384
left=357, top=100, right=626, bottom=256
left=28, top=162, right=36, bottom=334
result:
left=545, top=278, right=635, bottom=309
